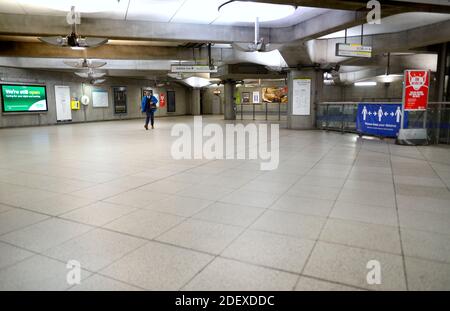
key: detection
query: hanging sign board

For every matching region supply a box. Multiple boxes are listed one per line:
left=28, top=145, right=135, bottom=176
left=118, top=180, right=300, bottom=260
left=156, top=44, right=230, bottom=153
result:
left=403, top=70, right=430, bottom=111
left=336, top=43, right=372, bottom=58
left=292, top=78, right=311, bottom=116
left=171, top=65, right=218, bottom=73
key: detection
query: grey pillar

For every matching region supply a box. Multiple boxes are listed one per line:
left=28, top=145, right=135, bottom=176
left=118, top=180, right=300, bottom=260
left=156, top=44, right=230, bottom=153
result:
left=287, top=69, right=322, bottom=129
left=224, top=80, right=236, bottom=120
left=191, top=88, right=201, bottom=115
left=436, top=43, right=448, bottom=102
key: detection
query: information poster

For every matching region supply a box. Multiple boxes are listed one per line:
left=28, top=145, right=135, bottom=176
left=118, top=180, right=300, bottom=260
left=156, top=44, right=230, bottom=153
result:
left=55, top=85, right=72, bottom=121
left=252, top=91, right=260, bottom=104
left=1, top=84, right=47, bottom=112
left=292, top=78, right=311, bottom=116
left=357, top=103, right=408, bottom=137
left=92, top=90, right=109, bottom=108
left=403, top=70, right=430, bottom=111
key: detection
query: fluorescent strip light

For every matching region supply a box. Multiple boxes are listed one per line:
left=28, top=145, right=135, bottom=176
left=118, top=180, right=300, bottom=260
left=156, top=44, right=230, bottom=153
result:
left=354, top=81, right=377, bottom=86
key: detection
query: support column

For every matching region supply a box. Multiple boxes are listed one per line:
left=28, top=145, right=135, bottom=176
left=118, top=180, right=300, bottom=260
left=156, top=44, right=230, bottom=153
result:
left=287, top=69, right=322, bottom=129
left=223, top=80, right=236, bottom=120
left=191, top=88, right=201, bottom=116
left=436, top=43, right=448, bottom=102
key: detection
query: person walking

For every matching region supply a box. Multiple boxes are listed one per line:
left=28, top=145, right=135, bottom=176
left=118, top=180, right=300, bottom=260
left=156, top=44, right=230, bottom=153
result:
left=141, top=90, right=158, bottom=130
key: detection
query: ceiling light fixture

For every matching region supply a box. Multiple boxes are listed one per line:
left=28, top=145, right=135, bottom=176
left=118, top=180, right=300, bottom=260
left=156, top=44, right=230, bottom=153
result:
left=218, top=0, right=296, bottom=23
left=354, top=81, right=377, bottom=86
left=183, top=77, right=211, bottom=88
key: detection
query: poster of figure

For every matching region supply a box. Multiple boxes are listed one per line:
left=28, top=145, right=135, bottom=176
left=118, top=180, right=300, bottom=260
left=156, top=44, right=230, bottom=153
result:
left=262, top=87, right=288, bottom=103
left=242, top=92, right=251, bottom=104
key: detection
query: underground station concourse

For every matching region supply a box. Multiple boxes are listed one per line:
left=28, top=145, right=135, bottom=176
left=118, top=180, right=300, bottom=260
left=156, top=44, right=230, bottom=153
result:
left=0, top=0, right=450, bottom=295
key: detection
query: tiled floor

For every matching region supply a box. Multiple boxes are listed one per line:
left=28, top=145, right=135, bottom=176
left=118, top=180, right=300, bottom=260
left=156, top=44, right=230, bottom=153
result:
left=0, top=116, right=450, bottom=291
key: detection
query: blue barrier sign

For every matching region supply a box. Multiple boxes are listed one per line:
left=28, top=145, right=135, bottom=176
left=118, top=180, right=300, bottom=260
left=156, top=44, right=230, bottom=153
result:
left=357, top=103, right=407, bottom=138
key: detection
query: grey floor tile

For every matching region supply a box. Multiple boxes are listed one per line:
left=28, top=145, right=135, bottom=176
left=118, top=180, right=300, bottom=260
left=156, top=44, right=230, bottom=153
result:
left=303, top=242, right=406, bottom=291
left=183, top=257, right=298, bottom=291
left=156, top=219, right=243, bottom=254
left=401, top=228, right=450, bottom=264
left=44, top=229, right=147, bottom=272
left=320, top=218, right=401, bottom=254
left=270, top=195, right=334, bottom=217
left=295, top=276, right=363, bottom=291
left=104, top=189, right=171, bottom=208
left=1, top=218, right=92, bottom=253
left=70, top=274, right=142, bottom=291
left=251, top=210, right=326, bottom=240
left=399, top=209, right=450, bottom=235
left=219, top=189, right=281, bottom=208
left=193, top=202, right=264, bottom=227
left=222, top=230, right=315, bottom=273
left=104, top=209, right=185, bottom=240
left=0, top=204, right=13, bottom=214
left=0, top=241, right=34, bottom=269
left=0, top=208, right=49, bottom=235
left=337, top=188, right=396, bottom=209
left=331, top=201, right=398, bottom=226
left=0, top=255, right=91, bottom=291
left=396, top=194, right=450, bottom=215
left=21, top=194, right=95, bottom=216
left=177, top=184, right=234, bottom=201
left=144, top=195, right=213, bottom=217
left=100, top=241, right=213, bottom=290
left=60, top=201, right=136, bottom=227
left=405, top=257, right=450, bottom=291
left=287, top=184, right=341, bottom=201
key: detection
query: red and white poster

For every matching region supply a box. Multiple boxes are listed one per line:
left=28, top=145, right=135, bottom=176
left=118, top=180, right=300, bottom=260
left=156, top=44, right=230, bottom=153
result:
left=403, top=70, right=430, bottom=111
left=159, top=93, right=166, bottom=108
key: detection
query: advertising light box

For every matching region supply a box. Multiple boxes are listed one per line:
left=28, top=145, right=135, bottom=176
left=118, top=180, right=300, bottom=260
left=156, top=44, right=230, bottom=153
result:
left=1, top=84, right=48, bottom=113
left=403, top=70, right=430, bottom=111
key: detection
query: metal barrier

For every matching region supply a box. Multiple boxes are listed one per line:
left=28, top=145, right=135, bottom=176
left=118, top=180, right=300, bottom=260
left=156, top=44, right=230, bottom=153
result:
left=239, top=102, right=288, bottom=121
left=317, top=102, right=450, bottom=144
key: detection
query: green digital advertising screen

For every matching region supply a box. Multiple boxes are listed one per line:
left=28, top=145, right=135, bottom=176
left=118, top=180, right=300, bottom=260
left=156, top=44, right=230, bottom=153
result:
left=1, top=84, right=48, bottom=113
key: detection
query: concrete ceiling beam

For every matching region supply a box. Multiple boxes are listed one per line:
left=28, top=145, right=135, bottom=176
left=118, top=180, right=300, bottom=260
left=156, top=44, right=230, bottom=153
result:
left=0, top=13, right=268, bottom=44
left=251, top=0, right=450, bottom=14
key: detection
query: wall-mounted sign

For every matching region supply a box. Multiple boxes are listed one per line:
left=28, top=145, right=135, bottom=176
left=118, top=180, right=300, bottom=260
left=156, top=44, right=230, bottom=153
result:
left=159, top=93, right=166, bottom=108
left=92, top=90, right=109, bottom=108
left=403, top=70, right=430, bottom=111
left=336, top=43, right=372, bottom=58
left=171, top=65, right=218, bottom=73
left=55, top=85, right=72, bottom=121
left=242, top=92, right=251, bottom=104
left=292, top=78, right=311, bottom=116
left=252, top=91, right=260, bottom=104
left=357, top=103, right=408, bottom=138
left=1, top=84, right=48, bottom=113
left=113, top=86, right=127, bottom=114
